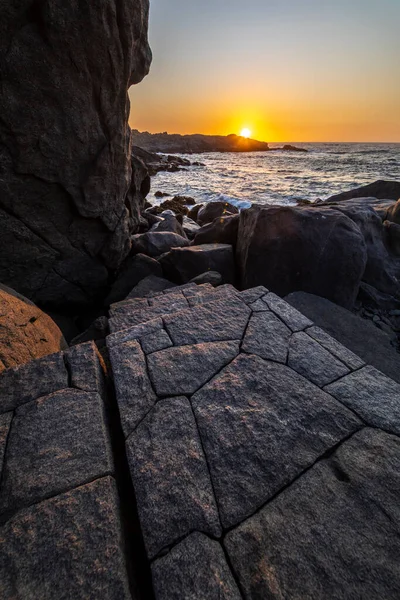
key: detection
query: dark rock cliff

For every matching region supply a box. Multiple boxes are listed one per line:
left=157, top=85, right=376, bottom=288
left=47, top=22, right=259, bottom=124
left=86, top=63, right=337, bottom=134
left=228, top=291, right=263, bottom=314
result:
left=0, top=0, right=151, bottom=309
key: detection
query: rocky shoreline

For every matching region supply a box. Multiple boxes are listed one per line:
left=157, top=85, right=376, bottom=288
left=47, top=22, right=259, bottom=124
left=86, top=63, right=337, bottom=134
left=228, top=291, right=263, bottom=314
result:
left=1, top=1, right=400, bottom=598
left=132, top=130, right=308, bottom=154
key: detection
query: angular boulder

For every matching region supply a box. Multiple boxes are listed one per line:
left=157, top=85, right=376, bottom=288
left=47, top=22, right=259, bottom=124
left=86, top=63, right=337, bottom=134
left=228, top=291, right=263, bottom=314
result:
left=197, top=202, right=239, bottom=226
left=192, top=215, right=239, bottom=247
left=104, top=253, right=162, bottom=306
left=131, top=232, right=190, bottom=257
left=326, top=180, right=400, bottom=203
left=159, top=244, right=236, bottom=284
left=332, top=203, right=400, bottom=297
left=0, top=1, right=151, bottom=308
left=237, top=205, right=367, bottom=308
left=0, top=284, right=67, bottom=372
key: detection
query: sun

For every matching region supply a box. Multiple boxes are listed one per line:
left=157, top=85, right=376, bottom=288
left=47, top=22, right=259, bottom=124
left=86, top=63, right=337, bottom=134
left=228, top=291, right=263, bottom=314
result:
left=240, top=128, right=252, bottom=138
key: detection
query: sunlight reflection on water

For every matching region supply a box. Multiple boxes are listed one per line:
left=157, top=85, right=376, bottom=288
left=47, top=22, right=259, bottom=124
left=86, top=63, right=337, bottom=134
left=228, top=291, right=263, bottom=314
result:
left=149, top=142, right=400, bottom=207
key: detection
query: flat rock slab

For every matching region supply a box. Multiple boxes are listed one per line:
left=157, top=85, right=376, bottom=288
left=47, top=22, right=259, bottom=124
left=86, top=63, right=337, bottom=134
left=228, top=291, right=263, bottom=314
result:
left=0, top=412, right=12, bottom=477
left=306, top=325, right=365, bottom=370
left=325, top=365, right=400, bottom=435
left=192, top=354, right=361, bottom=528
left=147, top=341, right=240, bottom=396
left=0, top=353, right=68, bottom=414
left=0, top=389, right=113, bottom=515
left=164, top=296, right=251, bottom=346
left=288, top=331, right=350, bottom=387
left=65, top=341, right=106, bottom=398
left=263, top=292, right=313, bottom=331
left=126, top=397, right=221, bottom=559
left=225, top=429, right=400, bottom=599
left=239, top=286, right=269, bottom=305
left=107, top=318, right=164, bottom=349
left=152, top=532, right=241, bottom=600
left=140, top=329, right=173, bottom=355
left=0, top=477, right=131, bottom=600
left=108, top=340, right=157, bottom=438
left=242, top=311, right=291, bottom=363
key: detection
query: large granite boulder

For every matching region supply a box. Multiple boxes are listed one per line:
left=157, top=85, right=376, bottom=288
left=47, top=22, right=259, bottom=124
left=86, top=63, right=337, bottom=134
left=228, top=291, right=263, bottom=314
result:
left=331, top=203, right=400, bottom=297
left=131, top=232, right=189, bottom=257
left=237, top=205, right=367, bottom=309
left=192, top=215, right=239, bottom=247
left=326, top=180, right=400, bottom=203
left=0, top=1, right=151, bottom=309
left=0, top=284, right=67, bottom=373
left=159, top=244, right=236, bottom=285
left=197, top=202, right=239, bottom=226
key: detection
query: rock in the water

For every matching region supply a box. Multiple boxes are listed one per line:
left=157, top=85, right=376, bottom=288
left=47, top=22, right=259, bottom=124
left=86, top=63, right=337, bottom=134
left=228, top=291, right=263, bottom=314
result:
left=190, top=271, right=222, bottom=287
left=126, top=396, right=221, bottom=558
left=152, top=532, right=241, bottom=600
left=191, top=353, right=360, bottom=528
left=326, top=180, right=400, bottom=203
left=131, top=232, right=190, bottom=257
left=237, top=205, right=367, bottom=309
left=159, top=244, right=236, bottom=284
left=225, top=428, right=400, bottom=600
left=0, top=389, right=112, bottom=515
left=0, top=1, right=152, bottom=308
left=0, top=477, right=131, bottom=599
left=193, top=215, right=239, bottom=247
left=197, top=202, right=239, bottom=226
left=285, top=292, right=400, bottom=383
left=104, top=254, right=163, bottom=306
left=0, top=284, right=67, bottom=372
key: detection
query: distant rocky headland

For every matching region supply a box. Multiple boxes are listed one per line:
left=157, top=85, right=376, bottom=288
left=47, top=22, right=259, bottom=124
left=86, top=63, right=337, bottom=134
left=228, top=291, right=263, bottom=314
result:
left=132, top=130, right=307, bottom=154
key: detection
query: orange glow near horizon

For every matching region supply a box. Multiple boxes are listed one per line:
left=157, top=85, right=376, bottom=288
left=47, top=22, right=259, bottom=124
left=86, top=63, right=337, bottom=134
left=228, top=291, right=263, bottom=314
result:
left=128, top=1, right=400, bottom=144
left=240, top=128, right=252, bottom=138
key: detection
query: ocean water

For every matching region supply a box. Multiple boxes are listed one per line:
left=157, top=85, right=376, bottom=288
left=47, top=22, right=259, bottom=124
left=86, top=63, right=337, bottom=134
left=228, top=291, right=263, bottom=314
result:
left=148, top=142, right=400, bottom=209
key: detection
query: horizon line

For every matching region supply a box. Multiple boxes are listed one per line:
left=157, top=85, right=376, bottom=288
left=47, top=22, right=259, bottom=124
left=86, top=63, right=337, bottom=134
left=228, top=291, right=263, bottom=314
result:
left=131, top=130, right=400, bottom=145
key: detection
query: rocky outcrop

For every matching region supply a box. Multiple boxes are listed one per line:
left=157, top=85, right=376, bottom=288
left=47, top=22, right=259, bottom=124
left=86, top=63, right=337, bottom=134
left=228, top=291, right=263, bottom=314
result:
left=132, top=131, right=308, bottom=154
left=0, top=1, right=152, bottom=309
left=132, top=131, right=270, bottom=153
left=237, top=205, right=367, bottom=309
left=132, top=146, right=194, bottom=176
left=326, top=180, right=400, bottom=203
left=2, top=284, right=400, bottom=598
left=0, top=284, right=67, bottom=372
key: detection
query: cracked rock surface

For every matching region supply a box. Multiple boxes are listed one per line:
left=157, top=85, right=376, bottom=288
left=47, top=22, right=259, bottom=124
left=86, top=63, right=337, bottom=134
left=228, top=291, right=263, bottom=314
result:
left=1, top=285, right=400, bottom=599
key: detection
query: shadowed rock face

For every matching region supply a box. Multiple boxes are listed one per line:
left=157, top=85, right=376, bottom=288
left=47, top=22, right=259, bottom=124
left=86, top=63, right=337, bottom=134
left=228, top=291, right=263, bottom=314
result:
left=0, top=0, right=151, bottom=309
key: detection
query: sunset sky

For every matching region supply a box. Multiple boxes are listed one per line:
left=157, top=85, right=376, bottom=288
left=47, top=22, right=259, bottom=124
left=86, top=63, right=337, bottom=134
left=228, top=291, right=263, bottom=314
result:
left=129, top=0, right=400, bottom=143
